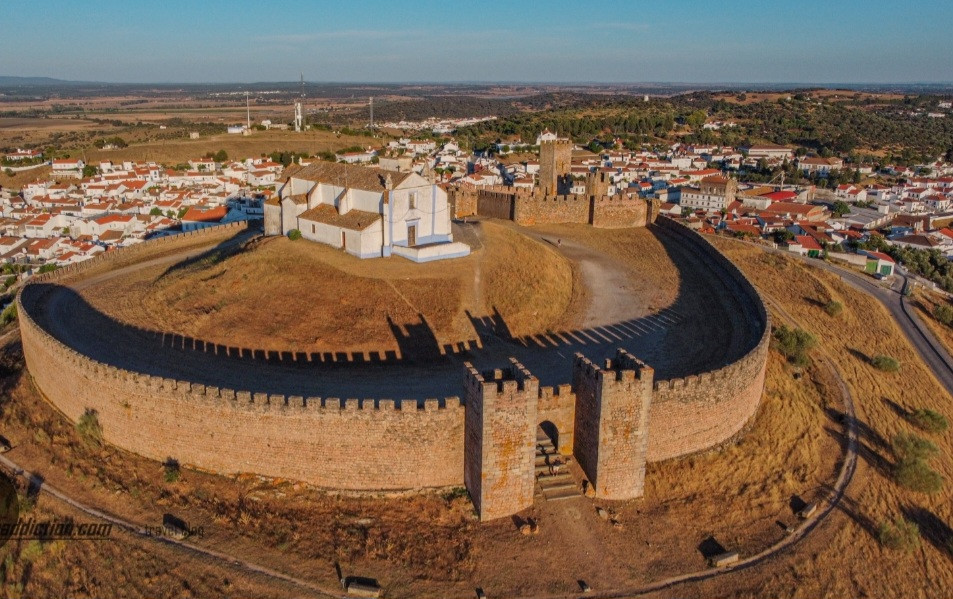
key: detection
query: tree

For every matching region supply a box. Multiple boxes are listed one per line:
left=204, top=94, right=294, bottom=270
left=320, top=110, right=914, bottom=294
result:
left=685, top=109, right=707, bottom=129
left=149, top=207, right=163, bottom=216
left=831, top=200, right=851, bottom=217
left=213, top=149, right=228, bottom=162
left=773, top=229, right=795, bottom=244
left=772, top=325, right=816, bottom=366
left=82, top=164, right=98, bottom=178
left=909, top=408, right=948, bottom=433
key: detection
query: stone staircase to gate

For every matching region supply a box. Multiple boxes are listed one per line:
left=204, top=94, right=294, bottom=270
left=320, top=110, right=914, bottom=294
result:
left=535, top=428, right=579, bottom=501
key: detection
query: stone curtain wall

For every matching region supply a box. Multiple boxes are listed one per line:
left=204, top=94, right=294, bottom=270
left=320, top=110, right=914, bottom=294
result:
left=645, top=216, right=770, bottom=462
left=18, top=296, right=466, bottom=490
left=590, top=197, right=650, bottom=229
left=513, top=195, right=591, bottom=226
left=461, top=185, right=650, bottom=228
left=18, top=216, right=769, bottom=497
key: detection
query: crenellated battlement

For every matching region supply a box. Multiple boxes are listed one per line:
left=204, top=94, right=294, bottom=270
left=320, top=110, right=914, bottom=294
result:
left=572, top=349, right=653, bottom=386
left=17, top=209, right=769, bottom=503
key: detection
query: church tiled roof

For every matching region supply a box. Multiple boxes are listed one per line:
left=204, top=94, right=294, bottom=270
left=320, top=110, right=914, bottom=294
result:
left=287, top=161, right=413, bottom=193
left=298, top=204, right=381, bottom=231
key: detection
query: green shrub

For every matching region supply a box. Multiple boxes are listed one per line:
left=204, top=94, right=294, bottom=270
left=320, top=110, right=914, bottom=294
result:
left=76, top=409, right=102, bottom=445
left=892, top=432, right=939, bottom=463
left=933, top=303, right=953, bottom=326
left=772, top=325, right=817, bottom=366
left=164, top=458, right=181, bottom=483
left=0, top=303, right=16, bottom=326
left=19, top=540, right=44, bottom=562
left=287, top=229, right=302, bottom=241
left=871, top=355, right=900, bottom=372
left=909, top=408, right=948, bottom=433
left=877, top=517, right=921, bottom=552
left=824, top=300, right=843, bottom=317
left=894, top=459, right=944, bottom=493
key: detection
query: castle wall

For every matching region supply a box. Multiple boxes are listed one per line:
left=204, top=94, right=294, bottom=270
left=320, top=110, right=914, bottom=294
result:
left=513, top=195, right=590, bottom=226
left=590, top=197, right=649, bottom=228
left=476, top=188, right=515, bottom=221
left=645, top=216, right=770, bottom=462
left=18, top=303, right=466, bottom=490
left=18, top=215, right=770, bottom=500
left=448, top=186, right=477, bottom=218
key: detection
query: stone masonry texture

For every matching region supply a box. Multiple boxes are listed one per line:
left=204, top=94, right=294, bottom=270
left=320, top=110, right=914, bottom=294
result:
left=19, top=216, right=768, bottom=514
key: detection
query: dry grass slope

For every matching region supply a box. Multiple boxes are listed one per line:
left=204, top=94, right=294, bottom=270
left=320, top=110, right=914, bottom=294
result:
left=706, top=236, right=953, bottom=599
left=81, top=221, right=578, bottom=356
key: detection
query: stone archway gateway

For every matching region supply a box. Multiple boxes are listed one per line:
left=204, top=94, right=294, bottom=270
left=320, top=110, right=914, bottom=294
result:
left=17, top=217, right=769, bottom=522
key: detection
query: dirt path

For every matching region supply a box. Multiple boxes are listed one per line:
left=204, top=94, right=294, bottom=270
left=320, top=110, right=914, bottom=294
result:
left=535, top=234, right=633, bottom=329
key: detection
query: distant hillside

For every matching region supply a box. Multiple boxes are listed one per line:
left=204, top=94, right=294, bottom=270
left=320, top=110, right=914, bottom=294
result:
left=0, top=75, right=97, bottom=86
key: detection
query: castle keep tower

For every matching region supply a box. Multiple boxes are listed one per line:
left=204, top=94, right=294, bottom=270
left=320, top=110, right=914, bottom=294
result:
left=572, top=349, right=654, bottom=500
left=539, top=138, right=572, bottom=196
left=464, top=359, right=539, bottom=521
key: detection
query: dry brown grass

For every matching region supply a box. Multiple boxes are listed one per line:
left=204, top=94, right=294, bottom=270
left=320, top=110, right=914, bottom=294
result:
left=78, top=129, right=384, bottom=166
left=706, top=236, right=953, bottom=599
left=910, top=287, right=953, bottom=358
left=80, top=221, right=578, bottom=356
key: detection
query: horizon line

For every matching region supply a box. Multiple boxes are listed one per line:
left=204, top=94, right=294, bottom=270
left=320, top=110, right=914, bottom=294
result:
left=2, top=76, right=953, bottom=88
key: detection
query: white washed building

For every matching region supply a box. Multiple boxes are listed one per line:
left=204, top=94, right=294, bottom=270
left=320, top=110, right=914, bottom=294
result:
left=266, top=162, right=469, bottom=262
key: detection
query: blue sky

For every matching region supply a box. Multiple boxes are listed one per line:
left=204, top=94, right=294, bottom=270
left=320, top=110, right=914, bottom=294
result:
left=2, top=1, right=952, bottom=83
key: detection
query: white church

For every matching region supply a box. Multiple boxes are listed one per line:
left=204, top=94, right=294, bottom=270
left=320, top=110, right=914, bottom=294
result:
left=264, top=161, right=470, bottom=262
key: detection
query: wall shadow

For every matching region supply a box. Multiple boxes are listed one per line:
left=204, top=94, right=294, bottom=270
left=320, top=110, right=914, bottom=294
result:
left=20, top=219, right=769, bottom=399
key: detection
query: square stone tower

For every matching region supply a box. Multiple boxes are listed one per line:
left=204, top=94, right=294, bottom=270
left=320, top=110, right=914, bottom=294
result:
left=539, top=138, right=572, bottom=196
left=463, top=358, right=539, bottom=521
left=572, top=349, right=654, bottom=500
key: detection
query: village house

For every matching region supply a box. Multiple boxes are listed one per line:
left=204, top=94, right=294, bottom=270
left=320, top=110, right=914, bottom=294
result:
left=181, top=206, right=228, bottom=231
left=51, top=158, right=85, bottom=179
left=798, top=156, right=843, bottom=175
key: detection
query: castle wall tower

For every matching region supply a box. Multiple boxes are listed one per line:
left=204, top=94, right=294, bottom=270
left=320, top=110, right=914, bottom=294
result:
left=585, top=170, right=611, bottom=197
left=572, top=349, right=654, bottom=500
left=539, top=138, right=572, bottom=196
left=464, top=358, right=539, bottom=521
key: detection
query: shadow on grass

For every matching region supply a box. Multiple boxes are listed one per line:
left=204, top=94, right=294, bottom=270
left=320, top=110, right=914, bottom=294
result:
left=823, top=406, right=894, bottom=479
left=901, top=505, right=953, bottom=562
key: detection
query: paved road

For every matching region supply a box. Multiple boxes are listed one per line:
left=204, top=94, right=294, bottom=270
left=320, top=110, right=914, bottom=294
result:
left=23, top=225, right=756, bottom=401
left=759, top=244, right=953, bottom=396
